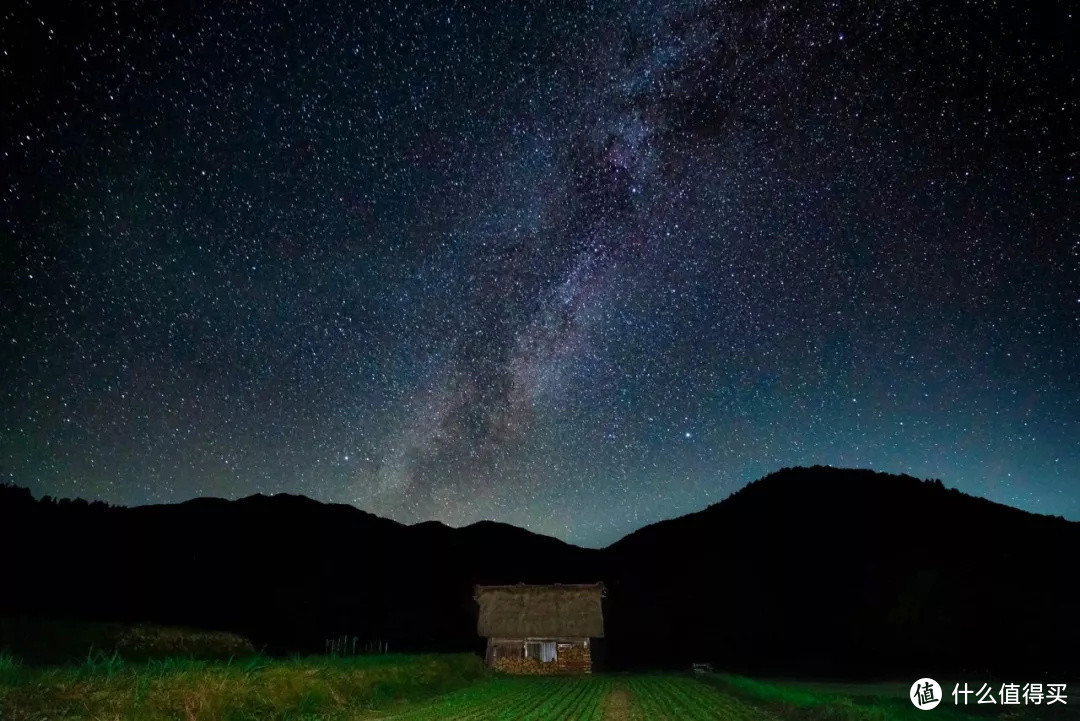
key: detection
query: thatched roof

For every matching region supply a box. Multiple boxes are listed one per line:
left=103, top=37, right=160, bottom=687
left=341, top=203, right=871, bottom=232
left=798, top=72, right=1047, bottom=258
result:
left=474, top=583, right=605, bottom=638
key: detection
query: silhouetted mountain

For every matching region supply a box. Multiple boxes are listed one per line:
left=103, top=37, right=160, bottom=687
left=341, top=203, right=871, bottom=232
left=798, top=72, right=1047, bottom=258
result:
left=604, top=466, right=1080, bottom=676
left=2, top=466, right=1076, bottom=676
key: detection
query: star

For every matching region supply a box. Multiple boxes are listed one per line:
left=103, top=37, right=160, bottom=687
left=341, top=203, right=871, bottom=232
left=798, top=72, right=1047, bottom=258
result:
left=0, top=0, right=1075, bottom=547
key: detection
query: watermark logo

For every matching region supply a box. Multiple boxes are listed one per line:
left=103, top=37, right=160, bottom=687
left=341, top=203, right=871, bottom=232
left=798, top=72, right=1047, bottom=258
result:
left=953, top=682, right=1068, bottom=706
left=911, top=678, right=942, bottom=710
left=911, top=679, right=1068, bottom=709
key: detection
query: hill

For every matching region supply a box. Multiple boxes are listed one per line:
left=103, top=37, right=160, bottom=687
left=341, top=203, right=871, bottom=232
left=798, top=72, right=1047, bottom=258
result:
left=604, top=466, right=1080, bottom=675
left=0, top=484, right=598, bottom=660
left=1, top=466, right=1076, bottom=675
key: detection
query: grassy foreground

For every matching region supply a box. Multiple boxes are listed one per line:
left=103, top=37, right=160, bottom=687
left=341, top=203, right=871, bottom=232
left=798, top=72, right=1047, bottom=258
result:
left=707, top=673, right=1079, bottom=721
left=0, top=651, right=487, bottom=720
left=376, top=674, right=777, bottom=719
left=3, top=652, right=1076, bottom=720
left=374, top=673, right=1078, bottom=720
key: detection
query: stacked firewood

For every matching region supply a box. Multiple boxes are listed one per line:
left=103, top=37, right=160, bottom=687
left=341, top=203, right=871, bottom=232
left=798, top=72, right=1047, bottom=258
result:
left=557, top=645, right=592, bottom=674
left=492, top=656, right=549, bottom=674
left=492, top=646, right=593, bottom=675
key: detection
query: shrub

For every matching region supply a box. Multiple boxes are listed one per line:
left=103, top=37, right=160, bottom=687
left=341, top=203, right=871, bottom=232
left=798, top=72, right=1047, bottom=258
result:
left=115, top=624, right=256, bottom=660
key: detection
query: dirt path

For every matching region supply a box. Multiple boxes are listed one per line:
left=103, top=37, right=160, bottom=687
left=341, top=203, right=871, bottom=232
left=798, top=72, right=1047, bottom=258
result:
left=603, top=684, right=633, bottom=721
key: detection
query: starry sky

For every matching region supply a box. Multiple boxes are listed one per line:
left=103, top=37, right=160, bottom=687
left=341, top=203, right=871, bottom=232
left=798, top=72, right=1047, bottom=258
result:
left=2, top=0, right=1077, bottom=547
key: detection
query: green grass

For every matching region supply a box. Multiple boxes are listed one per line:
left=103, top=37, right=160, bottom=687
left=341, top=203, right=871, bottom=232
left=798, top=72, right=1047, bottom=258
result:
left=626, top=675, right=778, bottom=720
left=0, top=649, right=21, bottom=680
left=4, top=655, right=1076, bottom=720
left=374, top=674, right=781, bottom=720
left=0, top=652, right=488, bottom=720
left=379, top=676, right=606, bottom=720
left=706, top=672, right=1080, bottom=721
left=382, top=672, right=1076, bottom=721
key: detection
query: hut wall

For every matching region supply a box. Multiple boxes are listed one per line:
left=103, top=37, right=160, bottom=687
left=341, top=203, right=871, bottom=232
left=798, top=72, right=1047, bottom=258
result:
left=487, top=637, right=592, bottom=675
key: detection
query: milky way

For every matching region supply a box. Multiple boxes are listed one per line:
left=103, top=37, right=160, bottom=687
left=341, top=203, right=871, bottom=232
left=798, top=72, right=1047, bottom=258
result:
left=3, top=0, right=1077, bottom=546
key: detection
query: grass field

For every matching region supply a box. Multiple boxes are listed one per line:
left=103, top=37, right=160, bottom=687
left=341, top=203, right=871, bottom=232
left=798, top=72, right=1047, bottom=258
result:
left=705, top=673, right=1079, bottom=721
left=374, top=673, right=1078, bottom=720
left=0, top=650, right=487, bottom=720
left=2, top=650, right=1076, bottom=720
left=374, top=675, right=779, bottom=720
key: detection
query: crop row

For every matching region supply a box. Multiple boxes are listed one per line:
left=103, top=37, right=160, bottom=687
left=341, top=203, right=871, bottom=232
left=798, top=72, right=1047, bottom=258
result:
left=386, top=677, right=613, bottom=720
left=385, top=674, right=777, bottom=720
left=626, top=676, right=779, bottom=721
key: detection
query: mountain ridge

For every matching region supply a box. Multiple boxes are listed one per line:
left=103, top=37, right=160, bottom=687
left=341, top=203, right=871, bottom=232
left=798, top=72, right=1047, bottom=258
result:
left=2, top=465, right=1076, bottom=676
left=12, top=464, right=1074, bottom=551
left=611, top=465, right=1077, bottom=551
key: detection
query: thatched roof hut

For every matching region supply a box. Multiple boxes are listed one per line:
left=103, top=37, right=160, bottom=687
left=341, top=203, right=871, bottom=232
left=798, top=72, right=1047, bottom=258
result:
left=474, top=583, right=605, bottom=639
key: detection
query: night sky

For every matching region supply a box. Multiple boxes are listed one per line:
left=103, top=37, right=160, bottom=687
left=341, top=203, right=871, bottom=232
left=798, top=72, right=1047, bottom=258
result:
left=2, top=0, right=1077, bottom=547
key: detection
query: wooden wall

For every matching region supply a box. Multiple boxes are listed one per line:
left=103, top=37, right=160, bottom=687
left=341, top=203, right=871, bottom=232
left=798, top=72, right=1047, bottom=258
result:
left=487, top=638, right=593, bottom=675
